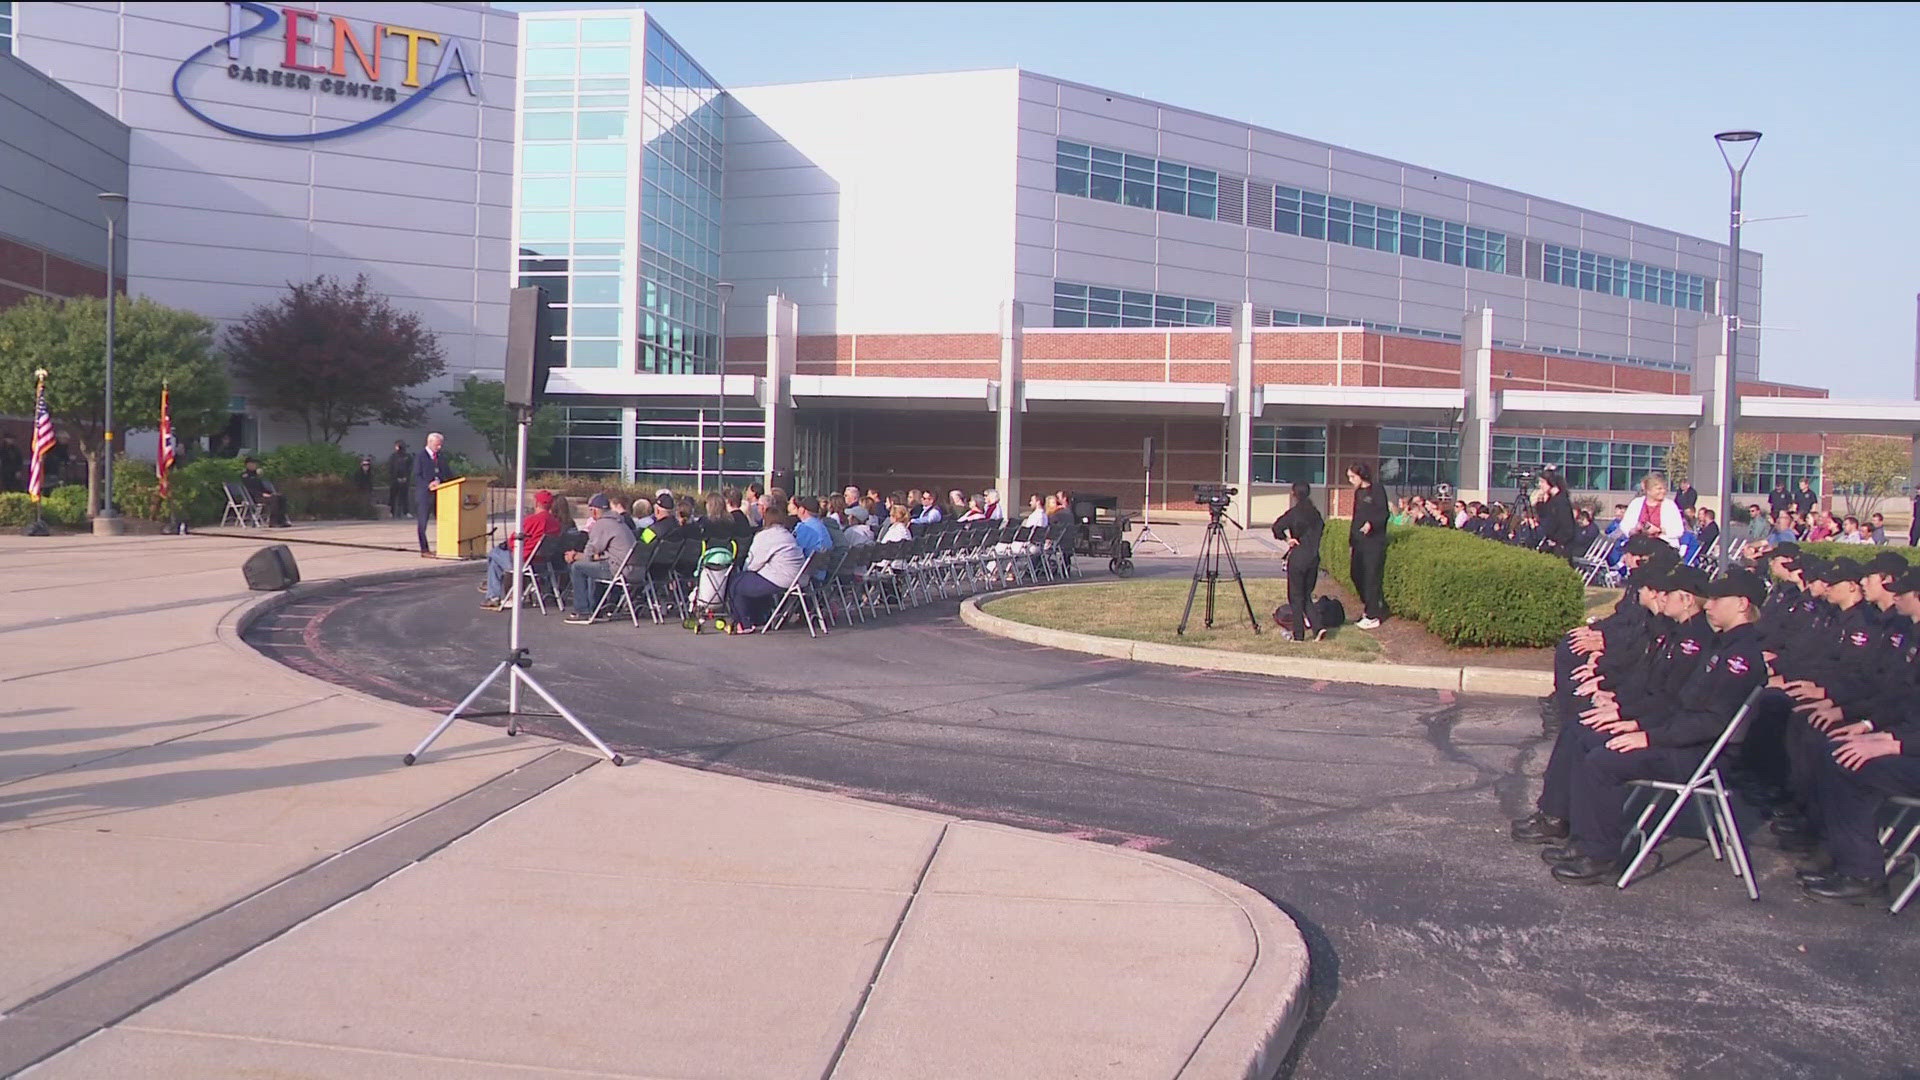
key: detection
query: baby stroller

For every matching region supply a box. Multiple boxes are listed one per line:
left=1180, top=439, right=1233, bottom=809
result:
left=684, top=543, right=737, bottom=633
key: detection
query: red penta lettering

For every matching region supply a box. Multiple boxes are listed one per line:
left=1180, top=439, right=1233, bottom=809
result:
left=281, top=8, right=327, bottom=73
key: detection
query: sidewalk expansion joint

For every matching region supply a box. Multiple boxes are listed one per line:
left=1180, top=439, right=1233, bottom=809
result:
left=820, top=819, right=951, bottom=1080
left=0, top=747, right=598, bottom=1077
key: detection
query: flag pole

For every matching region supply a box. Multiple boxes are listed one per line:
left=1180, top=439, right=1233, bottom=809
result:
left=25, top=367, right=51, bottom=537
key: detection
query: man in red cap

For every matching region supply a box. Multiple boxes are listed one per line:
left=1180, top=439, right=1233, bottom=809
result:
left=482, top=489, right=561, bottom=610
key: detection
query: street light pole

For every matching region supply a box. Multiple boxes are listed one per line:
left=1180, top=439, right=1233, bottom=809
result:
left=1712, top=131, right=1760, bottom=576
left=96, top=192, right=128, bottom=534
left=715, top=281, right=733, bottom=491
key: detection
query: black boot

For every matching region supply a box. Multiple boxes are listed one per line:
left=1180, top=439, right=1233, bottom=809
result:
left=1801, top=875, right=1888, bottom=905
left=1551, top=855, right=1620, bottom=884
left=1511, top=812, right=1570, bottom=843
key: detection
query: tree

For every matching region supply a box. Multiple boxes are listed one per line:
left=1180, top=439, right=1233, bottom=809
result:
left=1663, top=433, right=1762, bottom=490
left=226, top=275, right=445, bottom=444
left=1826, top=437, right=1910, bottom=519
left=443, top=375, right=564, bottom=470
left=0, top=294, right=227, bottom=515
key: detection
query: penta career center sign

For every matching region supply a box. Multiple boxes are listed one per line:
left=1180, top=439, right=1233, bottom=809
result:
left=172, top=2, right=481, bottom=142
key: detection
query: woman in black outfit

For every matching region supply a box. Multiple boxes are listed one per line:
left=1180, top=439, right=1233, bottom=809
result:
left=1535, top=469, right=1577, bottom=561
left=1272, top=479, right=1326, bottom=641
left=1347, top=463, right=1389, bottom=628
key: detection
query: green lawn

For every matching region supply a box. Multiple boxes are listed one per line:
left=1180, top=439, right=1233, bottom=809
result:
left=982, top=580, right=1384, bottom=662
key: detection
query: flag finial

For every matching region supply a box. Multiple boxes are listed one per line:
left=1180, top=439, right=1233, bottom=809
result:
left=33, top=367, right=48, bottom=381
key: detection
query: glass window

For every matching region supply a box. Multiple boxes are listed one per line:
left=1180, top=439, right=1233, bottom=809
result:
left=1251, top=425, right=1328, bottom=485
left=521, top=146, right=572, bottom=174
left=525, top=19, right=575, bottom=44
left=1052, top=282, right=1218, bottom=328
left=517, top=211, right=570, bottom=241
left=1379, top=427, right=1460, bottom=489
left=579, top=18, right=631, bottom=42
left=575, top=112, right=626, bottom=140
left=574, top=177, right=625, bottom=206
left=572, top=210, right=625, bottom=238
left=521, top=112, right=572, bottom=140
left=1054, top=139, right=1217, bottom=221
left=575, top=144, right=626, bottom=173
left=524, top=48, right=576, bottom=77
left=570, top=276, right=621, bottom=304
left=579, top=48, right=629, bottom=75
left=519, top=178, right=570, bottom=208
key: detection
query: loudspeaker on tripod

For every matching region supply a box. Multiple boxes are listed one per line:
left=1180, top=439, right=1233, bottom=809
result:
left=242, top=544, right=301, bottom=591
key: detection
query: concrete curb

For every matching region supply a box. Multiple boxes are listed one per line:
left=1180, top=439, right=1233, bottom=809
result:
left=962, top=584, right=1554, bottom=698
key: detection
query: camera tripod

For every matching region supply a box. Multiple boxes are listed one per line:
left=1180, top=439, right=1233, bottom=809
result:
left=1177, top=508, right=1261, bottom=635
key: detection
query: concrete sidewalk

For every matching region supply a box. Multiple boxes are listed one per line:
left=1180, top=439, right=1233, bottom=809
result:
left=0, top=525, right=1306, bottom=1078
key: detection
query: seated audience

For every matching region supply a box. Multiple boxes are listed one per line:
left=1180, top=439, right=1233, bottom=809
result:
left=482, top=489, right=561, bottom=610
left=727, top=508, right=806, bottom=633
left=563, top=493, right=636, bottom=624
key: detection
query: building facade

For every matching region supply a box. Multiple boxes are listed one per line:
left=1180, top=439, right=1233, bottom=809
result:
left=4, top=0, right=516, bottom=457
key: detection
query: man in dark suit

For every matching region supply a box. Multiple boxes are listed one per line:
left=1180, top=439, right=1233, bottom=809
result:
left=413, top=431, right=456, bottom=556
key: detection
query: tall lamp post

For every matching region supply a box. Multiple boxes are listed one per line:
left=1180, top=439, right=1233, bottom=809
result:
left=714, top=281, right=733, bottom=489
left=1712, top=131, right=1760, bottom=575
left=96, top=191, right=129, bottom=535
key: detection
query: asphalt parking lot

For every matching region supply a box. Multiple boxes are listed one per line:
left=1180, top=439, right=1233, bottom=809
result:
left=248, top=574, right=1918, bottom=1079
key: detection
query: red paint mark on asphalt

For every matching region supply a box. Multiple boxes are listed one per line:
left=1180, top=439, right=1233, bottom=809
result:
left=1438, top=690, right=1456, bottom=704
left=1310, top=681, right=1330, bottom=691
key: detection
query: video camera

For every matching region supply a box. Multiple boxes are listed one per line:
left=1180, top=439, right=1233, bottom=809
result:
left=1193, top=483, right=1237, bottom=511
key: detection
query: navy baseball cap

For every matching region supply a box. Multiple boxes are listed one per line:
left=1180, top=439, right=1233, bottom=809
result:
left=587, top=493, right=611, bottom=510
left=1817, top=559, right=1863, bottom=586
left=1866, top=552, right=1909, bottom=579
left=1663, top=565, right=1711, bottom=597
left=1706, top=567, right=1768, bottom=608
left=1767, top=541, right=1801, bottom=560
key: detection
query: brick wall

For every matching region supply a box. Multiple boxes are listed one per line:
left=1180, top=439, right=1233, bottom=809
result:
left=1025, top=329, right=1233, bottom=383
left=1024, top=415, right=1223, bottom=511
left=0, top=234, right=118, bottom=312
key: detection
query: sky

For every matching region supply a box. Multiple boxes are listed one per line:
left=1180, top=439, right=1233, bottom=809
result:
left=504, top=1, right=1919, bottom=398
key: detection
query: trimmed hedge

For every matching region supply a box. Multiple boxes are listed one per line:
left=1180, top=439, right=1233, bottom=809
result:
left=1800, top=541, right=1920, bottom=567
left=1320, top=519, right=1586, bottom=647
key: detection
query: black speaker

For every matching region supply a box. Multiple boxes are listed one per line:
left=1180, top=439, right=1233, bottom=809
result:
left=505, top=285, right=558, bottom=409
left=242, top=544, right=301, bottom=591
left=1143, top=436, right=1155, bottom=470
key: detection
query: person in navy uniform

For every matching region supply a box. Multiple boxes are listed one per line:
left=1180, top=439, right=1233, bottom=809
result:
left=413, top=431, right=456, bottom=556
left=1271, top=480, right=1326, bottom=642
left=1538, top=567, right=1770, bottom=883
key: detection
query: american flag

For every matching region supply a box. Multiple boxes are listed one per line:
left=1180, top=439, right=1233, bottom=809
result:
left=157, top=385, right=177, bottom=500
left=27, top=369, right=55, bottom=503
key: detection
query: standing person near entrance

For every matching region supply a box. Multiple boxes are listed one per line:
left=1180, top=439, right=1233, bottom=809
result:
left=1535, top=469, right=1576, bottom=560
left=1347, top=463, right=1389, bottom=630
left=387, top=440, right=412, bottom=519
left=1272, top=480, right=1325, bottom=641
left=413, top=432, right=456, bottom=557
left=1792, top=477, right=1818, bottom=517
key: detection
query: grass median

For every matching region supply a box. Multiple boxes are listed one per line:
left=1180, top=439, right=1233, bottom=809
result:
left=982, top=579, right=1384, bottom=662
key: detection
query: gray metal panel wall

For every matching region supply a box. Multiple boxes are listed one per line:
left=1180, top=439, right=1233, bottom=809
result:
left=0, top=51, right=129, bottom=273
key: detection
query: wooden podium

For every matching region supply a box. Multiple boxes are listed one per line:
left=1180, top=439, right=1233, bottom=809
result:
left=434, top=477, right=490, bottom=559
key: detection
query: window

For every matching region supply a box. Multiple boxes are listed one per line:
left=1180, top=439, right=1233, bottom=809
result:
left=1737, top=452, right=1821, bottom=494
left=1275, top=186, right=1506, bottom=274
left=0, top=1, right=13, bottom=55
left=1252, top=425, right=1328, bottom=485
left=633, top=408, right=765, bottom=483
left=1052, top=282, right=1216, bottom=328
left=1492, top=435, right=1670, bottom=491
left=1379, top=428, right=1460, bottom=489
left=534, top=407, right=624, bottom=475
left=1540, top=244, right=1707, bottom=312
left=1055, top=140, right=1218, bottom=222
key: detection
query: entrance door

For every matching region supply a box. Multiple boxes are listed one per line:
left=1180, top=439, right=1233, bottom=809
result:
left=792, top=418, right=836, bottom=497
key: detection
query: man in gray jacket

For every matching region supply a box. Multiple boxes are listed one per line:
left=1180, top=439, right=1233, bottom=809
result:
left=565, top=493, right=636, bottom=623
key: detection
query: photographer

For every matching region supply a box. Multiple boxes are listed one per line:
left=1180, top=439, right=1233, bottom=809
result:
left=1346, top=463, right=1388, bottom=629
left=1272, top=480, right=1326, bottom=641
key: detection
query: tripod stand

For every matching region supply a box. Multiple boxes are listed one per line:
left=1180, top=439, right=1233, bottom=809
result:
left=403, top=408, right=624, bottom=767
left=1133, top=464, right=1176, bottom=554
left=1177, top=507, right=1260, bottom=635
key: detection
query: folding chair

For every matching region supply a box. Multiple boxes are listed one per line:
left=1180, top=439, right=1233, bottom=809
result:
left=1882, top=795, right=1920, bottom=915
left=1616, top=685, right=1764, bottom=899
left=1574, top=534, right=1620, bottom=587
left=585, top=542, right=644, bottom=626
left=516, top=536, right=565, bottom=614
left=220, top=481, right=264, bottom=528
left=764, top=550, right=833, bottom=636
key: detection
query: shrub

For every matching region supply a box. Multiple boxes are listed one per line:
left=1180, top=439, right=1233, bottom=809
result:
left=1320, top=519, right=1586, bottom=647
left=0, top=492, right=33, bottom=526
left=279, top=475, right=376, bottom=520
left=113, top=456, right=249, bottom=525
left=263, top=442, right=361, bottom=482
left=1801, top=542, right=1920, bottom=567
left=41, top=484, right=90, bottom=527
